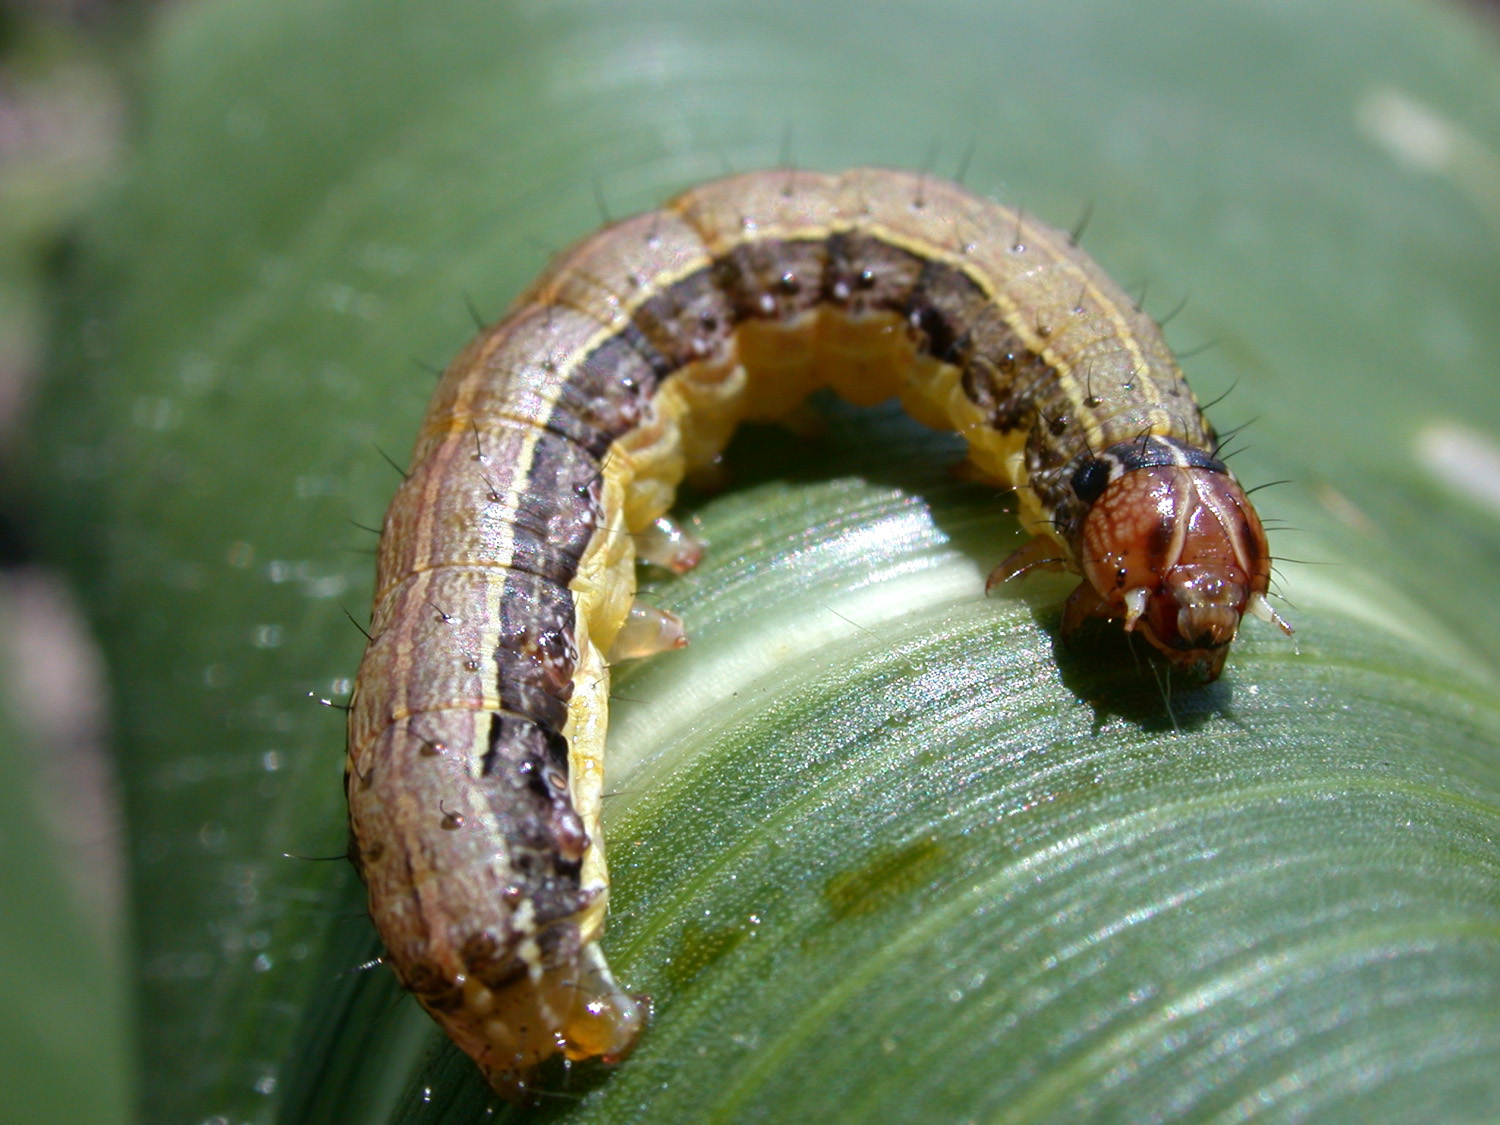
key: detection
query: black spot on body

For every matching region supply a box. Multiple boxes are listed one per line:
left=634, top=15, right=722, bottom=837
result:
left=1071, top=458, right=1112, bottom=503
left=910, top=301, right=958, bottom=361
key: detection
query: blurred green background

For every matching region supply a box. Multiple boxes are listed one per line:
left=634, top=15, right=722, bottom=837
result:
left=5, top=1, right=1500, bottom=1123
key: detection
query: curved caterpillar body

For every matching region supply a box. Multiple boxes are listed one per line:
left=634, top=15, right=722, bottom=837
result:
left=345, top=167, right=1287, bottom=1097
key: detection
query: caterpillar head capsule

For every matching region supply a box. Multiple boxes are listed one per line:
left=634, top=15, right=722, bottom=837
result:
left=1070, top=464, right=1290, bottom=680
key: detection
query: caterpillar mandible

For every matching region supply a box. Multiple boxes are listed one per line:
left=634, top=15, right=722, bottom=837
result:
left=344, top=167, right=1290, bottom=1098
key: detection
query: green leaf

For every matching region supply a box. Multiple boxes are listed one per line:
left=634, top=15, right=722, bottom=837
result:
left=0, top=587, right=132, bottom=1123
left=29, top=0, right=1500, bottom=1122
left=0, top=15, right=134, bottom=1125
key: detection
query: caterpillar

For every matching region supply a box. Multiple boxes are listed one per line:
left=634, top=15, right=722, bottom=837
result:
left=344, top=167, right=1289, bottom=1099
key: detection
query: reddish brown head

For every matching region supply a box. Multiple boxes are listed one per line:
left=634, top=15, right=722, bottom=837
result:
left=1070, top=455, right=1288, bottom=680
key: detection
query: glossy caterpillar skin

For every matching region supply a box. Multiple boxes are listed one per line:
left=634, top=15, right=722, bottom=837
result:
left=345, top=168, right=1286, bottom=1097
